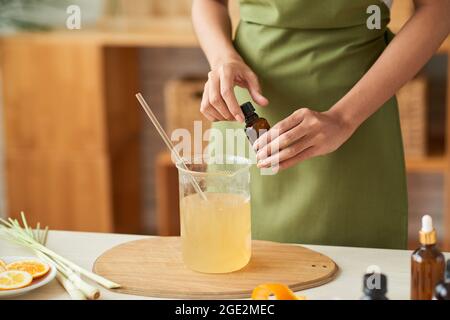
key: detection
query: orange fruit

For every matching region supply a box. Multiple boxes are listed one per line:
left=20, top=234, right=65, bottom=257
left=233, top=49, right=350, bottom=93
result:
left=252, top=283, right=306, bottom=300
left=0, top=259, right=6, bottom=272
left=7, top=260, right=50, bottom=279
left=0, top=270, right=33, bottom=290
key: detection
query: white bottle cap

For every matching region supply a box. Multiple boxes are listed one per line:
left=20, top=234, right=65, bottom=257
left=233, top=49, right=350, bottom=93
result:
left=421, top=215, right=433, bottom=233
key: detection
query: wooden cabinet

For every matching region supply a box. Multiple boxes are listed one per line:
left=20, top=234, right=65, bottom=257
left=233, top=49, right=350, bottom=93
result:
left=0, top=18, right=198, bottom=233
left=0, top=38, right=141, bottom=233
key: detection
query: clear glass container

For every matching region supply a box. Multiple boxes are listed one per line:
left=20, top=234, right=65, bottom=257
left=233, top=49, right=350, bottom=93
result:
left=176, top=155, right=252, bottom=273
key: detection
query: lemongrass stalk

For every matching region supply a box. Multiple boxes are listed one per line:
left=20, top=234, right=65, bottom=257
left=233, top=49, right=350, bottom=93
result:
left=26, top=223, right=101, bottom=300
left=56, top=272, right=87, bottom=300
left=34, top=222, right=41, bottom=243
left=20, top=212, right=33, bottom=238
left=1, top=217, right=120, bottom=289
left=37, top=244, right=120, bottom=289
left=26, top=237, right=118, bottom=289
left=2, top=219, right=120, bottom=289
left=0, top=217, right=12, bottom=227
left=0, top=225, right=29, bottom=245
left=43, top=251, right=100, bottom=300
left=6, top=218, right=15, bottom=227
left=19, top=214, right=35, bottom=241
left=26, top=226, right=89, bottom=301
left=35, top=249, right=100, bottom=300
left=15, top=216, right=106, bottom=291
left=34, top=250, right=89, bottom=300
left=27, top=240, right=120, bottom=289
left=65, top=270, right=100, bottom=300
left=42, top=226, right=49, bottom=245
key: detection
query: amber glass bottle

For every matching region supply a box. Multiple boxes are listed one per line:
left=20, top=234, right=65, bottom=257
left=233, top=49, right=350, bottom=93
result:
left=411, top=215, right=445, bottom=300
left=240, top=102, right=270, bottom=145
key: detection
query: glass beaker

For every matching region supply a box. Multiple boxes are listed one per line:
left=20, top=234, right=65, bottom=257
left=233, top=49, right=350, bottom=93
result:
left=176, top=155, right=252, bottom=273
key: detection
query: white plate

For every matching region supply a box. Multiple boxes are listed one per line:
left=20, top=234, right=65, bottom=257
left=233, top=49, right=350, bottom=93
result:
left=0, top=256, right=57, bottom=298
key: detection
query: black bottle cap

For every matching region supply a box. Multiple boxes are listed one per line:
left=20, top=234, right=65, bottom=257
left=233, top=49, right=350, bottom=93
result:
left=240, top=101, right=256, bottom=118
left=363, top=273, right=387, bottom=295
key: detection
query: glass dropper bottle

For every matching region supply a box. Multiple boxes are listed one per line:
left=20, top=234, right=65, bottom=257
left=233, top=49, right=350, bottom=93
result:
left=240, top=102, right=271, bottom=145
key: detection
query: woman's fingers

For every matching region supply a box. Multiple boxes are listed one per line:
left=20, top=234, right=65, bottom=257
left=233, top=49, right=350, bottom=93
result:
left=254, top=109, right=307, bottom=150
left=219, top=67, right=245, bottom=122
left=277, top=146, right=318, bottom=170
left=255, top=108, right=355, bottom=171
left=200, top=82, right=225, bottom=121
left=208, top=71, right=235, bottom=120
left=202, top=105, right=224, bottom=121
left=257, top=135, right=314, bottom=168
left=256, top=123, right=308, bottom=161
left=200, top=62, right=268, bottom=123
left=244, top=71, right=269, bottom=107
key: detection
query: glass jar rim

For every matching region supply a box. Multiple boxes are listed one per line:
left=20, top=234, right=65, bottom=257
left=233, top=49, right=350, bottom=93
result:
left=175, top=154, right=252, bottom=177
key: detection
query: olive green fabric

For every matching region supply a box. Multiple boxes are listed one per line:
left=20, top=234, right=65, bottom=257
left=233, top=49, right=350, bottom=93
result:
left=212, top=0, right=408, bottom=249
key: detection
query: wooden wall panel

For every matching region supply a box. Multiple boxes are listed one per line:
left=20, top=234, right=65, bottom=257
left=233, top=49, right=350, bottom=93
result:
left=6, top=150, right=113, bottom=232
left=1, top=38, right=107, bottom=154
left=1, top=39, right=141, bottom=233
left=0, top=39, right=113, bottom=231
left=155, top=152, right=179, bottom=236
left=103, top=47, right=141, bottom=233
left=103, top=47, right=140, bottom=153
left=109, top=139, right=141, bottom=234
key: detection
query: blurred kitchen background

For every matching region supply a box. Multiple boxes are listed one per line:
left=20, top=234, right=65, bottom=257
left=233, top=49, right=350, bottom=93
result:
left=0, top=0, right=448, bottom=250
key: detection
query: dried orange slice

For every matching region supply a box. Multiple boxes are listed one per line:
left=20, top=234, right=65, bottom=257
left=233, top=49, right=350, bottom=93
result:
left=7, top=260, right=50, bottom=279
left=0, top=270, right=33, bottom=290
left=0, top=259, right=6, bottom=272
left=252, top=283, right=306, bottom=300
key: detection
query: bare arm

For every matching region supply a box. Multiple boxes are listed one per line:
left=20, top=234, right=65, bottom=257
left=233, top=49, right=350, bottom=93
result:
left=331, top=0, right=450, bottom=130
left=256, top=0, right=450, bottom=170
left=192, top=0, right=268, bottom=123
left=192, top=0, right=238, bottom=68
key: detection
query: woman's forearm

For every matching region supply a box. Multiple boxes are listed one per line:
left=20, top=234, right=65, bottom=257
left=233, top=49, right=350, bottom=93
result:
left=192, top=0, right=242, bottom=69
left=330, top=0, right=450, bottom=132
left=192, top=0, right=269, bottom=121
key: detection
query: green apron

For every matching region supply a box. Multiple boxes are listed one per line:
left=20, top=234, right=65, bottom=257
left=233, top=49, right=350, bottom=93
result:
left=212, top=0, right=408, bottom=249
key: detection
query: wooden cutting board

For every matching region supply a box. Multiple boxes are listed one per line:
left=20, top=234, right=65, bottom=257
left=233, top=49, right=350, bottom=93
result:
left=93, top=237, right=338, bottom=299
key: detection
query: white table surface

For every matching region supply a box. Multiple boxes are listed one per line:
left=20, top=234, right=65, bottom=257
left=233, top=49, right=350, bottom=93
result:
left=1, top=230, right=448, bottom=300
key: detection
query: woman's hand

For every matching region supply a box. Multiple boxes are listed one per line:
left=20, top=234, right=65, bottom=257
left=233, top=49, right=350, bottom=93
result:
left=200, top=59, right=269, bottom=122
left=254, top=108, right=356, bottom=170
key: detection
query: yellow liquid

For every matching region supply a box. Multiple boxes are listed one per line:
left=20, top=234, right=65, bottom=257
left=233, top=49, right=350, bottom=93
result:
left=180, top=192, right=251, bottom=273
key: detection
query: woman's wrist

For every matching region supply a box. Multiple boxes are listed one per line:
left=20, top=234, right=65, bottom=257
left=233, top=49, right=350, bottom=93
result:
left=326, top=101, right=362, bottom=137
left=210, top=50, right=244, bottom=69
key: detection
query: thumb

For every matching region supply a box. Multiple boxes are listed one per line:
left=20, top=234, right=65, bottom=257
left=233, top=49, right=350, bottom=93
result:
left=244, top=72, right=269, bottom=106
